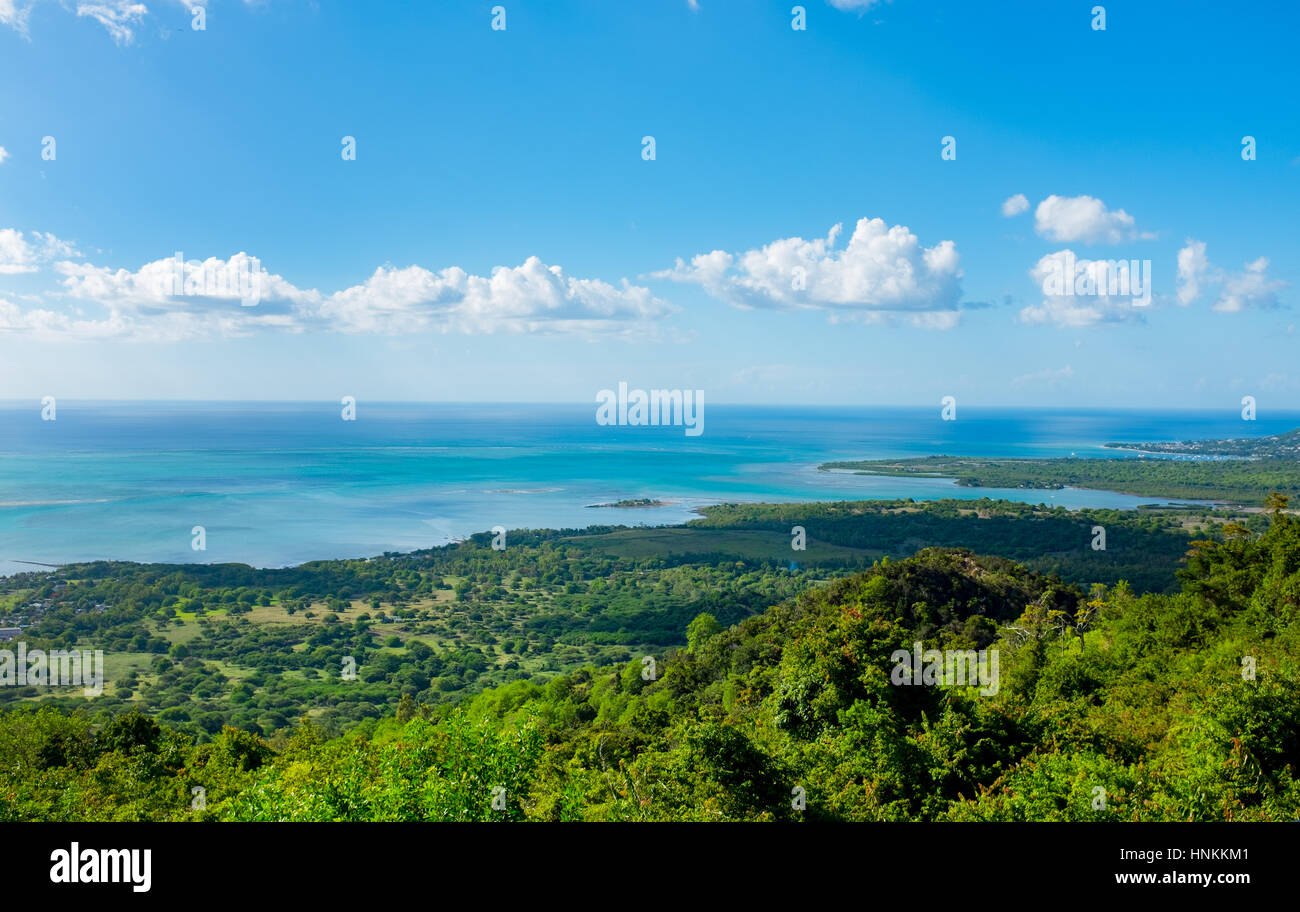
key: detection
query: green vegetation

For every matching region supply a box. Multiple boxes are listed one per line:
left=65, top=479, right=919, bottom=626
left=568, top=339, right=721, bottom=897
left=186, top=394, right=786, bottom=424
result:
left=0, top=499, right=1233, bottom=741
left=687, top=498, right=1234, bottom=593
left=1107, top=426, right=1300, bottom=458
left=3, top=496, right=1297, bottom=821
left=0, top=529, right=815, bottom=737
left=820, top=454, right=1300, bottom=503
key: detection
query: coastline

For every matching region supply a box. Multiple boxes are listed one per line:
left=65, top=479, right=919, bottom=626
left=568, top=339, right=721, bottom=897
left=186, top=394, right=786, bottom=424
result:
left=3, top=405, right=1297, bottom=573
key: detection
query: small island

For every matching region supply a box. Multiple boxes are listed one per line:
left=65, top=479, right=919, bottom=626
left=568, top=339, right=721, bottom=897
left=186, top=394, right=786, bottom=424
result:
left=586, top=498, right=669, bottom=509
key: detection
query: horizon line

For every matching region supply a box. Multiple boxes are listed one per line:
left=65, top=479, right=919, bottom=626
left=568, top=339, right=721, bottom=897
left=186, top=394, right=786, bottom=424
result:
left=1, top=399, right=1297, bottom=413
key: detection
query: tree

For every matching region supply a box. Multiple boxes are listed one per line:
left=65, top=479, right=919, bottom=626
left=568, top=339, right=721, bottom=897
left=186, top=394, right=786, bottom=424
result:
left=396, top=693, right=417, bottom=723
left=685, top=612, right=722, bottom=652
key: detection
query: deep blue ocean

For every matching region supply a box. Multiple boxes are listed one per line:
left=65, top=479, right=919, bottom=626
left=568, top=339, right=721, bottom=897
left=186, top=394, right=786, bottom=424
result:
left=1, top=401, right=1296, bottom=574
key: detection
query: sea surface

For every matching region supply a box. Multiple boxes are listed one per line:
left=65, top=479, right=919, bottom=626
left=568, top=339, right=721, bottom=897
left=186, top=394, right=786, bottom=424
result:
left=1, top=401, right=1296, bottom=574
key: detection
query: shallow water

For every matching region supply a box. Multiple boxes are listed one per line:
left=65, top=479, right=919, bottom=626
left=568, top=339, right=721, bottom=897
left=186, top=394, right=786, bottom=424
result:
left=1, top=401, right=1294, bottom=572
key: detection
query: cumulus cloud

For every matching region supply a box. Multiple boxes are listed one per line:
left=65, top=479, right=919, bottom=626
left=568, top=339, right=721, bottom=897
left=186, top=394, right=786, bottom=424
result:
left=1020, top=249, right=1151, bottom=328
left=1175, top=239, right=1286, bottom=313
left=0, top=230, right=35, bottom=274
left=0, top=229, right=80, bottom=274
left=54, top=252, right=315, bottom=337
left=1033, top=194, right=1145, bottom=244
left=652, top=217, right=964, bottom=328
left=319, top=257, right=674, bottom=336
left=1000, top=193, right=1029, bottom=217
left=0, top=146, right=9, bottom=164
left=0, top=236, right=675, bottom=341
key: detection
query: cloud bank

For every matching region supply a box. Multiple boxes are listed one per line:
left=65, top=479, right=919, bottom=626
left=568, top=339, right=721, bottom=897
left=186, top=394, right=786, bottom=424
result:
left=0, top=235, right=676, bottom=341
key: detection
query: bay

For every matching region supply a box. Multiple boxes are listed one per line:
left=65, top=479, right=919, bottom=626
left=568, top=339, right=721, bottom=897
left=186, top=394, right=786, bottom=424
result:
left=1, top=401, right=1295, bottom=573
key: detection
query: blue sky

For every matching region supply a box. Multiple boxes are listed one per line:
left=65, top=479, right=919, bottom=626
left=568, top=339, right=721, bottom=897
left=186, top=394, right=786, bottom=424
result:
left=1, top=0, right=1297, bottom=407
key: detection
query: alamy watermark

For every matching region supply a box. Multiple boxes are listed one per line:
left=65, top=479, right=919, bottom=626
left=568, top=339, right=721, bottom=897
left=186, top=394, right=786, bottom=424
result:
left=596, top=382, right=704, bottom=437
left=1041, top=252, right=1152, bottom=307
left=890, top=642, right=999, bottom=696
left=155, top=251, right=263, bottom=307
left=0, top=642, right=104, bottom=697
left=49, top=843, right=150, bottom=892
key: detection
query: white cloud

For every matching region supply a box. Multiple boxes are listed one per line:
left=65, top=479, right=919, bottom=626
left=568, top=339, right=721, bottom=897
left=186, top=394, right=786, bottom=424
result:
left=75, top=1, right=147, bottom=45
left=1033, top=194, right=1144, bottom=244
left=1020, top=249, right=1150, bottom=328
left=1000, top=193, right=1029, bottom=217
left=1175, top=239, right=1286, bottom=313
left=652, top=217, right=964, bottom=326
left=0, top=229, right=79, bottom=274
left=319, top=257, right=674, bottom=336
left=0, top=238, right=675, bottom=341
left=56, top=251, right=312, bottom=315
left=0, top=297, right=135, bottom=338
left=0, top=230, right=33, bottom=274
left=0, top=0, right=36, bottom=36
left=0, top=146, right=10, bottom=165
left=3, top=0, right=212, bottom=42
left=1216, top=256, right=1285, bottom=313
left=1175, top=238, right=1209, bottom=306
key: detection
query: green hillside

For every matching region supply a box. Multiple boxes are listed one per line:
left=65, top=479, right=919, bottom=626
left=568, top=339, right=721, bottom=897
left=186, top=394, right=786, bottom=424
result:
left=0, top=499, right=1232, bottom=740
left=2, top=498, right=1297, bottom=822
